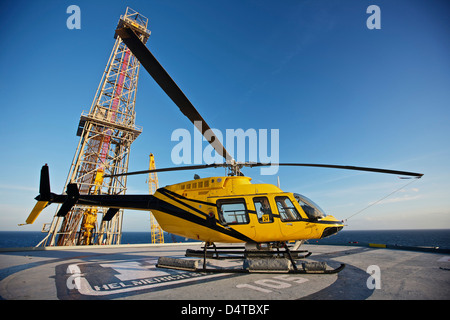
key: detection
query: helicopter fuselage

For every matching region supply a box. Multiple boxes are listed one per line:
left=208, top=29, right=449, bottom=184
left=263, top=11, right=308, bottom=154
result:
left=24, top=165, right=341, bottom=245
left=150, top=175, right=344, bottom=243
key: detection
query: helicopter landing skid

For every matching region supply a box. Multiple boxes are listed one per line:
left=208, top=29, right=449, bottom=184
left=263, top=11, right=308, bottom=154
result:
left=156, top=244, right=344, bottom=274
left=185, top=247, right=312, bottom=260
left=156, top=256, right=345, bottom=274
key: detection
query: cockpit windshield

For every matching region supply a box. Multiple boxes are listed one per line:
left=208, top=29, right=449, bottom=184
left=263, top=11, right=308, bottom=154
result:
left=294, top=193, right=326, bottom=221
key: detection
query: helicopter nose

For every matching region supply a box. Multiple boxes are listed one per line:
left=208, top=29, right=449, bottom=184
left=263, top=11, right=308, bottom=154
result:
left=321, top=226, right=343, bottom=238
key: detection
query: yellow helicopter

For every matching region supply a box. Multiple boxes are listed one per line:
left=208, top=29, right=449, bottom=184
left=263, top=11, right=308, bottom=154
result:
left=24, top=25, right=423, bottom=274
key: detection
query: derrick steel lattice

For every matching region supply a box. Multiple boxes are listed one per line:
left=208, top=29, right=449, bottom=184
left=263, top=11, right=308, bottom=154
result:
left=41, top=8, right=150, bottom=246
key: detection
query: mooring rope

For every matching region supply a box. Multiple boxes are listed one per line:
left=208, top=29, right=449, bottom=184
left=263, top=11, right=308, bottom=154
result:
left=343, top=177, right=421, bottom=222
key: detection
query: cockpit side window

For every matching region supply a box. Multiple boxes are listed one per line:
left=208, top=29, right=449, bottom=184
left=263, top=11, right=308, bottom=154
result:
left=275, top=196, right=302, bottom=222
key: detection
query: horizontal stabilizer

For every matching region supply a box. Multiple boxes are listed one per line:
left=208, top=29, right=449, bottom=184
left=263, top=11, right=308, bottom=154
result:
left=21, top=164, right=53, bottom=226
left=20, top=201, right=49, bottom=225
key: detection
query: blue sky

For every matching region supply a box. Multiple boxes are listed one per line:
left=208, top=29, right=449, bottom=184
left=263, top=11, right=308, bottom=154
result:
left=0, top=0, right=449, bottom=232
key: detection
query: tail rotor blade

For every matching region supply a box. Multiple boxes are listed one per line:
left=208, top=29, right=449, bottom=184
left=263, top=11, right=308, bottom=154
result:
left=56, top=183, right=80, bottom=217
left=102, top=208, right=120, bottom=222
left=56, top=201, right=73, bottom=217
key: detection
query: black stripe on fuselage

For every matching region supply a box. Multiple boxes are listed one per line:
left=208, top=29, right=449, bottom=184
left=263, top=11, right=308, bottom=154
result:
left=159, top=188, right=217, bottom=207
left=156, top=188, right=254, bottom=243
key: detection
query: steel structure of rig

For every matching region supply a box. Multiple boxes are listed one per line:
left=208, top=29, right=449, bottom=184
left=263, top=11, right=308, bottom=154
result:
left=148, top=154, right=164, bottom=244
left=39, top=8, right=150, bottom=246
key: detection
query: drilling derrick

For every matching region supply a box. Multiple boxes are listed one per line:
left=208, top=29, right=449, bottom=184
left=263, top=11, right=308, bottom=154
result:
left=148, top=154, right=164, bottom=244
left=42, top=8, right=150, bottom=246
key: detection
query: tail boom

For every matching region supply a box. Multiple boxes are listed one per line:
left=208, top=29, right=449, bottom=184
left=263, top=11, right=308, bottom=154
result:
left=21, top=165, right=157, bottom=226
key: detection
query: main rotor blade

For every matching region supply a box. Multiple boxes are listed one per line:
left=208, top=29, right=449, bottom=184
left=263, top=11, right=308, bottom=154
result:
left=105, top=162, right=423, bottom=178
left=247, top=163, right=423, bottom=178
left=116, top=26, right=233, bottom=162
left=103, top=163, right=225, bottom=178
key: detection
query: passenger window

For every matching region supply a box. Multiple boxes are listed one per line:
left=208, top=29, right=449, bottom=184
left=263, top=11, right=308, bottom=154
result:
left=253, top=197, right=273, bottom=223
left=275, top=196, right=302, bottom=222
left=217, top=199, right=249, bottom=224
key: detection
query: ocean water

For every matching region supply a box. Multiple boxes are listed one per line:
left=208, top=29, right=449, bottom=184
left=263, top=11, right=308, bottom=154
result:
left=0, top=229, right=449, bottom=249
left=313, top=229, right=450, bottom=249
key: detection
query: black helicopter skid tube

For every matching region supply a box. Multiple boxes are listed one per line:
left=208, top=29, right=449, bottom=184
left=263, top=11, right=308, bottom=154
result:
left=185, top=248, right=312, bottom=260
left=160, top=246, right=344, bottom=274
left=156, top=260, right=346, bottom=274
left=194, top=263, right=346, bottom=274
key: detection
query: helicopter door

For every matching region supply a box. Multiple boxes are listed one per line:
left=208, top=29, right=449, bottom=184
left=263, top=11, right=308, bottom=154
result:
left=275, top=196, right=305, bottom=238
left=216, top=198, right=256, bottom=239
left=253, top=197, right=274, bottom=224
left=252, top=197, right=277, bottom=242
